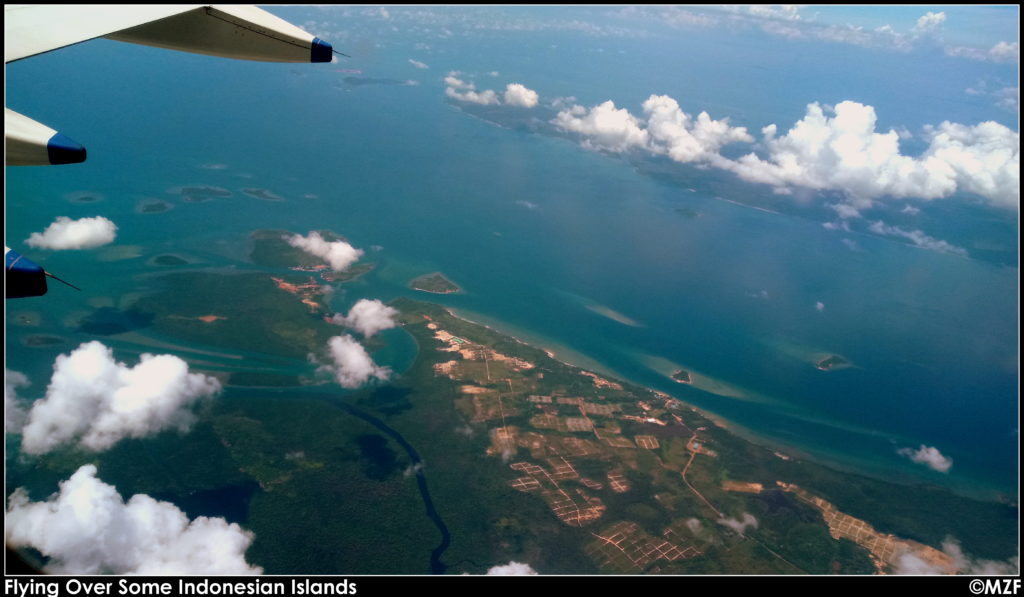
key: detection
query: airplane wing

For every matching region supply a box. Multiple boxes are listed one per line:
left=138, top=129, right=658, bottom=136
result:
left=5, top=5, right=337, bottom=298
left=5, top=4, right=335, bottom=166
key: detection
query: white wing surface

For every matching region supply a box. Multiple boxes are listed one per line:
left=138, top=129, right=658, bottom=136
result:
left=5, top=4, right=334, bottom=166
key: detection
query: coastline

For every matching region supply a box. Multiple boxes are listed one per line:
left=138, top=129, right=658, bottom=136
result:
left=439, top=304, right=1014, bottom=504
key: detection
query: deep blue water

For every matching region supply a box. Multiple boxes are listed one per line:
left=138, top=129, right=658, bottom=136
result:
left=5, top=7, right=1018, bottom=499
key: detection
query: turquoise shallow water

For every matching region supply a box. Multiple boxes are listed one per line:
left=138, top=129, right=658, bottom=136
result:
left=5, top=9, right=1018, bottom=500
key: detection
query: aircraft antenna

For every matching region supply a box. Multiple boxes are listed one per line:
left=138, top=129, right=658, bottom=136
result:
left=44, top=271, right=81, bottom=291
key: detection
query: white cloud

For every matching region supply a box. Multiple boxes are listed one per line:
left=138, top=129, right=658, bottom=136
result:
left=5, top=465, right=260, bottom=574
left=643, top=94, right=753, bottom=163
left=911, top=11, right=945, bottom=36
left=503, top=83, right=539, bottom=108
left=330, top=299, right=399, bottom=338
left=869, top=221, right=968, bottom=257
left=19, top=342, right=221, bottom=455
left=841, top=238, right=861, bottom=251
left=445, top=86, right=500, bottom=105
left=723, top=101, right=1019, bottom=211
left=748, top=5, right=803, bottom=22
left=445, top=75, right=476, bottom=90
left=684, top=518, right=703, bottom=535
left=551, top=94, right=751, bottom=161
left=988, top=41, right=1019, bottom=63
left=5, top=370, right=30, bottom=433
left=403, top=462, right=424, bottom=478
left=946, top=41, right=1019, bottom=63
left=553, top=100, right=650, bottom=152
left=486, top=561, right=538, bottom=575
left=901, top=204, right=921, bottom=215
left=897, top=444, right=953, bottom=473
left=716, top=512, right=758, bottom=536
left=996, top=87, right=1019, bottom=112
left=319, top=335, right=391, bottom=389
left=894, top=537, right=1019, bottom=575
left=408, top=58, right=429, bottom=69
left=470, top=80, right=1018, bottom=214
left=25, top=216, right=117, bottom=250
left=286, top=231, right=363, bottom=272
left=815, top=301, right=825, bottom=312
left=920, top=121, right=1020, bottom=209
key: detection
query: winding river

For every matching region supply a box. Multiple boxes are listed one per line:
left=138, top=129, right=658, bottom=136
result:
left=331, top=399, right=451, bottom=575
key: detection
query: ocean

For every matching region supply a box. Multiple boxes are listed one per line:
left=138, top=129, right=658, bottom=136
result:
left=5, top=7, right=1018, bottom=500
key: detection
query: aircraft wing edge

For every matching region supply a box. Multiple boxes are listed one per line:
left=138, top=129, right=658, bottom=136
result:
left=5, top=5, right=333, bottom=64
left=5, top=108, right=87, bottom=166
left=4, top=5, right=200, bottom=63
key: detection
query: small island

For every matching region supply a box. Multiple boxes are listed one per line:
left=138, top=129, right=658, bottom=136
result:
left=66, top=192, right=102, bottom=204
left=670, top=368, right=692, bottom=384
left=176, top=185, right=233, bottom=203
left=409, top=272, right=461, bottom=294
left=137, top=199, right=172, bottom=214
left=816, top=354, right=851, bottom=371
left=241, top=188, right=286, bottom=202
left=150, top=254, right=189, bottom=266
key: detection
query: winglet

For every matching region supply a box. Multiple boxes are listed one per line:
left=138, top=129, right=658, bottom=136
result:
left=6, top=108, right=88, bottom=166
left=5, top=247, right=48, bottom=298
left=46, top=132, right=87, bottom=165
left=311, top=37, right=332, bottom=63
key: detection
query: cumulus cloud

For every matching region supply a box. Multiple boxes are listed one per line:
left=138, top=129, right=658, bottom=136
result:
left=5, top=370, right=30, bottom=433
left=470, top=80, right=1018, bottom=215
left=748, top=5, right=803, bottom=22
left=868, top=221, right=968, bottom=257
left=988, top=41, right=1019, bottom=63
left=553, top=100, right=650, bottom=152
left=910, top=11, right=945, bottom=36
left=19, top=342, right=221, bottom=455
left=330, top=299, right=399, bottom=338
left=947, top=41, right=1019, bottom=63
left=685, top=518, right=704, bottom=535
left=552, top=94, right=752, bottom=161
left=503, top=83, right=539, bottom=108
left=319, top=335, right=391, bottom=389
left=841, top=238, right=861, bottom=251
left=897, top=444, right=953, bottom=473
left=815, top=301, right=825, bottom=312
left=445, top=86, right=500, bottom=105
left=920, top=120, right=1020, bottom=209
left=25, top=216, right=117, bottom=250
left=894, top=538, right=1019, bottom=575
left=996, top=87, right=1019, bottom=112
left=716, top=512, right=758, bottom=536
left=286, top=231, right=363, bottom=272
left=722, top=101, right=1019, bottom=212
left=643, top=94, right=753, bottom=162
left=408, top=58, right=429, bottom=69
left=5, top=465, right=260, bottom=574
left=486, top=561, right=539, bottom=575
